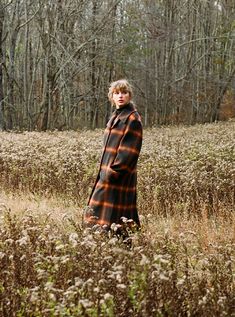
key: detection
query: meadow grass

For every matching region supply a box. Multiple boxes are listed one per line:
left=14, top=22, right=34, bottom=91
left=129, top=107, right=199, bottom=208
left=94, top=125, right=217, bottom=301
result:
left=0, top=121, right=234, bottom=316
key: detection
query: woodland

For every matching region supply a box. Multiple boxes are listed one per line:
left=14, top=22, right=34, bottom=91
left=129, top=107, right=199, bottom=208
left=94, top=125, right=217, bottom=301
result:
left=0, top=2, right=235, bottom=315
left=0, top=0, right=234, bottom=130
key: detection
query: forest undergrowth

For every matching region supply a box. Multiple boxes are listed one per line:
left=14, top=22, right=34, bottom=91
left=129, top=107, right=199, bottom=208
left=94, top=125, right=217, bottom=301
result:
left=0, top=121, right=234, bottom=316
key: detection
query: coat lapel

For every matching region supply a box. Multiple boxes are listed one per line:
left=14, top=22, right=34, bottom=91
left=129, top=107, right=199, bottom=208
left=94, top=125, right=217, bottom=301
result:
left=107, top=103, right=137, bottom=129
left=110, top=116, right=120, bottom=128
left=118, top=103, right=137, bottom=123
left=106, top=113, right=116, bottom=129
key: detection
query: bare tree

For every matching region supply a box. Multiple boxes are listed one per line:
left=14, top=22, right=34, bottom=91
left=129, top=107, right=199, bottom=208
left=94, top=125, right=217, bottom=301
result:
left=0, top=2, right=5, bottom=130
left=0, top=0, right=234, bottom=130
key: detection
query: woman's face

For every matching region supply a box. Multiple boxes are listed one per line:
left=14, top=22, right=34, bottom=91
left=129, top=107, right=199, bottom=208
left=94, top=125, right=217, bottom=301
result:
left=112, top=90, right=131, bottom=108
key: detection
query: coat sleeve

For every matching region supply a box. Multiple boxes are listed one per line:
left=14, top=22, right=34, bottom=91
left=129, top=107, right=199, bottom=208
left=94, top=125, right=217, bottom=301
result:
left=106, top=114, right=142, bottom=181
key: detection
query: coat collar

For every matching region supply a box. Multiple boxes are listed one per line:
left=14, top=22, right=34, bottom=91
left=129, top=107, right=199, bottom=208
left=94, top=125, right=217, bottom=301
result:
left=114, top=102, right=137, bottom=123
left=106, top=103, right=137, bottom=129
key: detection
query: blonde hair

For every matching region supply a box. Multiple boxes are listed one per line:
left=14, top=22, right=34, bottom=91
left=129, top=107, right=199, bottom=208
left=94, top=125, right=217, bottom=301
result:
left=108, top=79, right=133, bottom=105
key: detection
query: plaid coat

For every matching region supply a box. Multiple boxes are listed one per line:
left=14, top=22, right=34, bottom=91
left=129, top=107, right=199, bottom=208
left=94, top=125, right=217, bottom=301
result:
left=86, top=102, right=142, bottom=229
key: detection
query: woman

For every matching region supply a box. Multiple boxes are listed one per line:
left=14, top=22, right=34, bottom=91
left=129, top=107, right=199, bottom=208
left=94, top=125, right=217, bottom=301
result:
left=85, top=79, right=143, bottom=233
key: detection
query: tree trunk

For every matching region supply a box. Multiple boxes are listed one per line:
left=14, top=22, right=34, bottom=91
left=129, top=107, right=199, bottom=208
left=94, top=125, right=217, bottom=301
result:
left=0, top=3, right=5, bottom=130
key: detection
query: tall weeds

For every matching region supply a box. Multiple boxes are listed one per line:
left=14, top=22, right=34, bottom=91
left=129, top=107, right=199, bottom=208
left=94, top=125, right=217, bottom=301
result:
left=0, top=210, right=234, bottom=317
left=0, top=121, right=234, bottom=316
left=0, top=122, right=234, bottom=215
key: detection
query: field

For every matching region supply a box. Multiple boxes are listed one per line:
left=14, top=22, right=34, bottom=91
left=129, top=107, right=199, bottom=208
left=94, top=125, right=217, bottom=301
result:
left=0, top=121, right=234, bottom=316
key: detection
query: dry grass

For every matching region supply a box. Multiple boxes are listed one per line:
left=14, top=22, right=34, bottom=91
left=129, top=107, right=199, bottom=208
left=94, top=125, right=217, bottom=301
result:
left=0, top=201, right=234, bottom=317
left=0, top=121, right=234, bottom=316
left=0, top=192, right=79, bottom=225
left=0, top=121, right=234, bottom=215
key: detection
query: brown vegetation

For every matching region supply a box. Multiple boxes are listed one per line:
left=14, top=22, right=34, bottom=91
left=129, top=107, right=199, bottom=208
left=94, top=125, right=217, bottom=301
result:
left=0, top=121, right=234, bottom=316
left=0, top=121, right=234, bottom=214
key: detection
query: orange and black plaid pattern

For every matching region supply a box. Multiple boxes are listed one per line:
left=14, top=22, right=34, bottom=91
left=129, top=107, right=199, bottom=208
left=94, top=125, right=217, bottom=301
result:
left=86, top=103, right=143, bottom=229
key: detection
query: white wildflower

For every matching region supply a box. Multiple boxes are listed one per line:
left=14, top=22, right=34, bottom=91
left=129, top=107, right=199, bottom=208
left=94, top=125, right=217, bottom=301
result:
left=0, top=252, right=5, bottom=259
left=159, top=273, right=169, bottom=281
left=140, top=254, right=150, bottom=266
left=117, top=284, right=126, bottom=289
left=104, top=293, right=113, bottom=301
left=17, top=236, right=29, bottom=246
left=79, top=299, right=93, bottom=308
left=69, top=232, right=79, bottom=247
left=93, top=287, right=100, bottom=293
